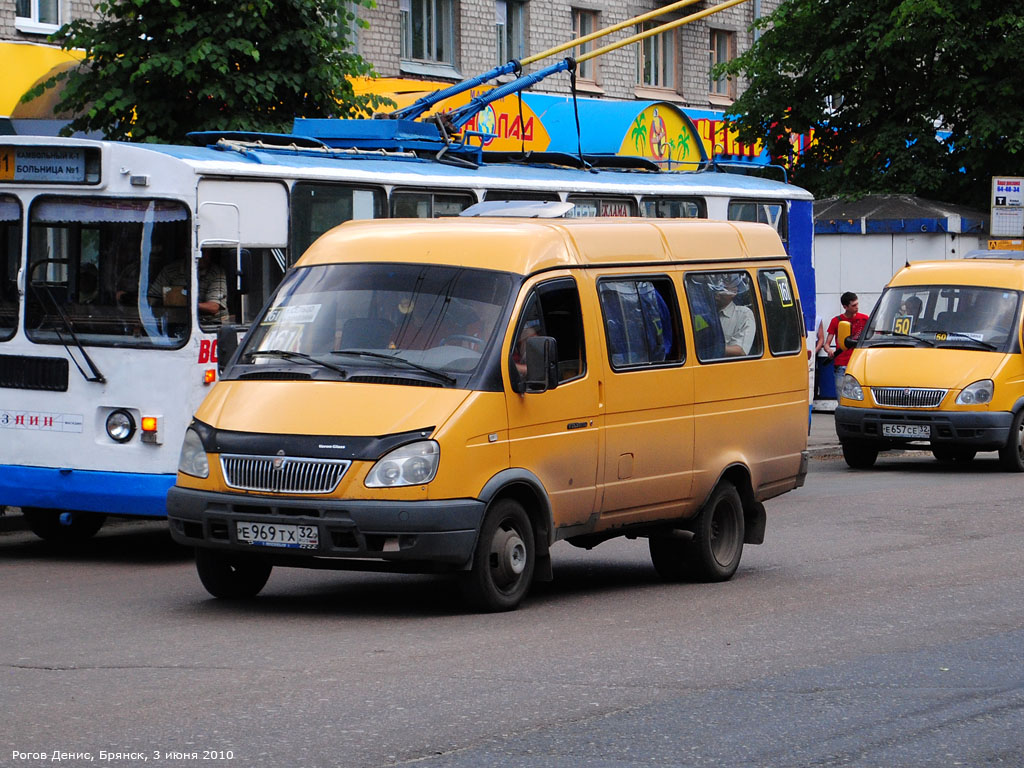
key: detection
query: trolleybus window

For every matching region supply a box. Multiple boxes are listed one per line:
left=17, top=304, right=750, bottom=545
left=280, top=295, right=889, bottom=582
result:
left=728, top=199, right=787, bottom=244
left=290, top=183, right=384, bottom=257
left=483, top=189, right=561, bottom=202
left=24, top=197, right=191, bottom=348
left=642, top=197, right=705, bottom=218
left=0, top=195, right=20, bottom=341
left=566, top=195, right=638, bottom=217
left=391, top=190, right=474, bottom=218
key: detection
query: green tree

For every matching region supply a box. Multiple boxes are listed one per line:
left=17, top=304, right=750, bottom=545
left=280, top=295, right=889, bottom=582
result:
left=721, top=0, right=1024, bottom=209
left=27, top=0, right=391, bottom=143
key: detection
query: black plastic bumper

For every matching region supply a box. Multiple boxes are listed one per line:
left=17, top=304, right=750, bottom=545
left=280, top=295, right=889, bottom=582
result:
left=834, top=406, right=1013, bottom=450
left=167, top=486, right=484, bottom=571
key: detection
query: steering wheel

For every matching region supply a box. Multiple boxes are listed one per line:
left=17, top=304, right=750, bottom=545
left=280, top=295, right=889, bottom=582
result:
left=439, top=334, right=484, bottom=350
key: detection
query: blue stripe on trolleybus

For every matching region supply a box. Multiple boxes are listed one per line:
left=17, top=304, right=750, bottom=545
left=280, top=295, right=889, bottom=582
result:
left=0, top=466, right=174, bottom=517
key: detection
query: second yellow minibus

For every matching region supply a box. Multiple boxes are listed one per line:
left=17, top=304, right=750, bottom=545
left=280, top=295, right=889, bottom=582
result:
left=168, top=215, right=809, bottom=610
left=836, top=251, right=1024, bottom=470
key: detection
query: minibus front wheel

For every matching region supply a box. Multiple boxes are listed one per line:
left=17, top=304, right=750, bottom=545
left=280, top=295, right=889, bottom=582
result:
left=195, top=547, right=272, bottom=599
left=841, top=440, right=879, bottom=469
left=461, top=498, right=535, bottom=612
left=998, top=409, right=1024, bottom=472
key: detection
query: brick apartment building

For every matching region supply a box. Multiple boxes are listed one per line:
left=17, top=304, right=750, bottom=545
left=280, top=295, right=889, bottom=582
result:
left=4, top=0, right=780, bottom=112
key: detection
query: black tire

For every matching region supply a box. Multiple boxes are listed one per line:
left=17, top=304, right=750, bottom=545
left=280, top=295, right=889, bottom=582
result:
left=195, top=548, right=272, bottom=599
left=461, top=498, right=535, bottom=612
left=650, top=482, right=745, bottom=583
left=22, top=508, right=106, bottom=543
left=648, top=535, right=690, bottom=582
left=842, top=440, right=879, bottom=469
left=931, top=446, right=977, bottom=464
left=998, top=409, right=1024, bottom=472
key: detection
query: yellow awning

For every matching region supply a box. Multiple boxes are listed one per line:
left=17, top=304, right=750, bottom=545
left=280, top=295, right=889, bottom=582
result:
left=1, top=41, right=83, bottom=118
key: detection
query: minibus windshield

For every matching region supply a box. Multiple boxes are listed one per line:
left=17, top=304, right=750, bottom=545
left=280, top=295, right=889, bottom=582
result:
left=862, top=285, right=1022, bottom=353
left=238, top=262, right=515, bottom=384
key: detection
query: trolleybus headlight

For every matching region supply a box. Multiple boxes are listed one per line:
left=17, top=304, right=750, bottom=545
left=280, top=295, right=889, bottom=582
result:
left=178, top=428, right=210, bottom=479
left=840, top=374, right=864, bottom=401
left=105, top=409, right=136, bottom=443
left=365, top=440, right=439, bottom=488
left=956, top=379, right=994, bottom=405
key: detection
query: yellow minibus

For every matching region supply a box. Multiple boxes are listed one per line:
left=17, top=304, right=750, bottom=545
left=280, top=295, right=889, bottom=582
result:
left=167, top=216, right=809, bottom=610
left=835, top=251, right=1024, bottom=470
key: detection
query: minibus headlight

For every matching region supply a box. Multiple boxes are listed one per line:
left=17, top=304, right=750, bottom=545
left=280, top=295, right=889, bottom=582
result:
left=366, top=440, right=439, bottom=487
left=956, top=379, right=994, bottom=405
left=177, top=428, right=209, bottom=479
left=841, top=374, right=864, bottom=401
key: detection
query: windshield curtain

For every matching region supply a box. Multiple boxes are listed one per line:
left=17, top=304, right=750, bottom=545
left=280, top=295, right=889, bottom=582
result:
left=864, top=285, right=1022, bottom=352
left=240, top=263, right=515, bottom=382
left=24, top=197, right=191, bottom=348
left=0, top=195, right=21, bottom=342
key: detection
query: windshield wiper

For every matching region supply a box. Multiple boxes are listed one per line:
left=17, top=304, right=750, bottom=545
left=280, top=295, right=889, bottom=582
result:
left=244, top=349, right=348, bottom=377
left=27, top=282, right=106, bottom=383
left=867, top=330, right=934, bottom=347
left=332, top=349, right=456, bottom=385
left=934, top=332, right=997, bottom=351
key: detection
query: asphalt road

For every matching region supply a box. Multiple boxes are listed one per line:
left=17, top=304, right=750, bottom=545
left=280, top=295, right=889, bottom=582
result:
left=1, top=452, right=1022, bottom=768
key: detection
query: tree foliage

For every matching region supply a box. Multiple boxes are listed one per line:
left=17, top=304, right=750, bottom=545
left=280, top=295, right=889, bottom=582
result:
left=722, top=0, right=1024, bottom=209
left=27, top=0, right=391, bottom=143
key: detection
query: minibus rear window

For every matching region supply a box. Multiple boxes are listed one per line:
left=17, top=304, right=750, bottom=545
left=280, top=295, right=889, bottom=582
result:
left=757, top=269, right=803, bottom=356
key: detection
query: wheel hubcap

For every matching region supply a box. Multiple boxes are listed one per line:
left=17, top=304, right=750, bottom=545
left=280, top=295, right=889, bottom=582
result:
left=490, top=524, right=526, bottom=588
left=709, top=501, right=739, bottom=567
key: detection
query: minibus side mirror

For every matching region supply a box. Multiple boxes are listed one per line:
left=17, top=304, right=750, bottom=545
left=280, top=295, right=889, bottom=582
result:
left=837, top=319, right=857, bottom=350
left=216, top=324, right=247, bottom=374
left=524, top=336, right=559, bottom=393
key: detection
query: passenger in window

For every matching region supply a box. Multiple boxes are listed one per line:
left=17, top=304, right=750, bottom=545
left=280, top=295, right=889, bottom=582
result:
left=713, top=275, right=756, bottom=356
left=77, top=263, right=99, bottom=305
left=148, top=249, right=228, bottom=328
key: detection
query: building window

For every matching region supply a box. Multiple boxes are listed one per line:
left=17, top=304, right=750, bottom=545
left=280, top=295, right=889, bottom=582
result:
left=15, top=0, right=60, bottom=32
left=636, top=21, right=675, bottom=90
left=709, top=29, right=736, bottom=99
left=496, top=1, right=526, bottom=65
left=573, top=9, right=599, bottom=82
left=400, top=0, right=455, bottom=65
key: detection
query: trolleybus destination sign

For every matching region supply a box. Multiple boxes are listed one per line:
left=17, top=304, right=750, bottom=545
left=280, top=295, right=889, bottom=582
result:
left=0, top=146, right=88, bottom=183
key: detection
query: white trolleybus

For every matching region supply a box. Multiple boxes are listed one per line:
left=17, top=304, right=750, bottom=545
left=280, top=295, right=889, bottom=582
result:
left=0, top=109, right=814, bottom=542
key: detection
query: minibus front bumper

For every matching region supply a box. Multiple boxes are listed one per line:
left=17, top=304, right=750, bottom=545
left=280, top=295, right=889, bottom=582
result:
left=166, top=487, right=484, bottom=570
left=834, top=406, right=1013, bottom=450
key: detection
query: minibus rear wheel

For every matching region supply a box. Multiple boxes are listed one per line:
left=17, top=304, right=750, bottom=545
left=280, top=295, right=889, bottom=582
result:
left=998, top=409, right=1024, bottom=472
left=22, top=508, right=106, bottom=543
left=841, top=440, right=878, bottom=469
left=649, top=482, right=744, bottom=583
left=195, top=548, right=272, bottom=599
left=461, top=498, right=535, bottom=612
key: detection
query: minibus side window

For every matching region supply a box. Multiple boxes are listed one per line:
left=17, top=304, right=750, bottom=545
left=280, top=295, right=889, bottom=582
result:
left=757, top=269, right=803, bottom=356
left=598, top=277, right=684, bottom=370
left=684, top=270, right=764, bottom=362
left=510, top=278, right=586, bottom=386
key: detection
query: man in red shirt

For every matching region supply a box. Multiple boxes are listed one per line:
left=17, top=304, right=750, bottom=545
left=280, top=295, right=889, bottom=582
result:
left=825, top=291, right=869, bottom=398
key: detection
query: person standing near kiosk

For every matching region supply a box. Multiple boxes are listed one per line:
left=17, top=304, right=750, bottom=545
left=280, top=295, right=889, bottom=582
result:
left=825, top=291, right=869, bottom=397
